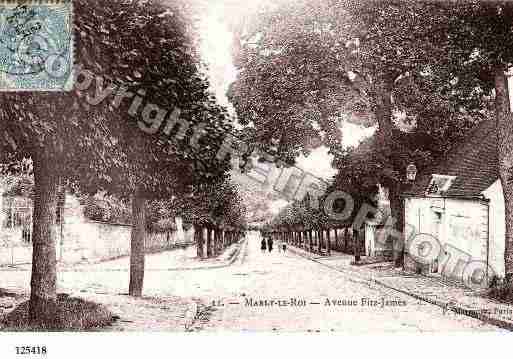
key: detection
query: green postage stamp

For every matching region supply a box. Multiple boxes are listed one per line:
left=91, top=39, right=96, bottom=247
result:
left=0, top=0, right=73, bottom=91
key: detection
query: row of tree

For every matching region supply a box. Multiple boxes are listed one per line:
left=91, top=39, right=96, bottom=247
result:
left=0, top=0, right=246, bottom=327
left=152, top=180, right=248, bottom=258
left=265, top=193, right=364, bottom=255
left=229, top=0, right=513, bottom=279
left=265, top=226, right=362, bottom=258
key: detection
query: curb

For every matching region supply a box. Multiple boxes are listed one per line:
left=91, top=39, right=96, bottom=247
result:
left=81, top=238, right=247, bottom=272
left=183, top=240, right=249, bottom=332
left=165, top=237, right=247, bottom=272
left=286, top=244, right=513, bottom=331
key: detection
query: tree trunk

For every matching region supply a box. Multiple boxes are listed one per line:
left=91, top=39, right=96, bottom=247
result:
left=326, top=229, right=331, bottom=256
left=318, top=230, right=322, bottom=253
left=212, top=229, right=217, bottom=256
left=389, top=184, right=405, bottom=267
left=195, top=225, right=204, bottom=258
left=309, top=230, right=313, bottom=252
left=129, top=189, right=146, bottom=297
left=374, top=78, right=394, bottom=146
left=344, top=228, right=349, bottom=253
left=29, top=155, right=58, bottom=325
left=216, top=229, right=221, bottom=254
left=206, top=227, right=213, bottom=257
left=56, top=182, right=65, bottom=261
left=495, top=67, right=513, bottom=283
left=374, top=78, right=403, bottom=265
left=354, top=229, right=361, bottom=262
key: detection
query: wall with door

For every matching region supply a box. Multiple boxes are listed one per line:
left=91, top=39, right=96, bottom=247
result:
left=404, top=196, right=491, bottom=282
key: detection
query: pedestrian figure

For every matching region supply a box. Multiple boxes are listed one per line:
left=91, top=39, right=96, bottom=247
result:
left=282, top=243, right=287, bottom=253
left=267, top=236, right=273, bottom=252
left=261, top=237, right=267, bottom=253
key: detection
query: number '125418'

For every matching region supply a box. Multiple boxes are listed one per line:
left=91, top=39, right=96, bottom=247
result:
left=16, top=346, right=47, bottom=355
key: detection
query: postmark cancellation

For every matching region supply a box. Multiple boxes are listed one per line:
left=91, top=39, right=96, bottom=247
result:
left=0, top=0, right=73, bottom=91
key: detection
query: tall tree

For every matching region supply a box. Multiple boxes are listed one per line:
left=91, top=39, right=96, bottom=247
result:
left=0, top=0, right=234, bottom=323
left=230, top=0, right=489, bottom=266
left=71, top=0, right=234, bottom=296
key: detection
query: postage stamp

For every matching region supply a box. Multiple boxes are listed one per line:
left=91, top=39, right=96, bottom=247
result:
left=0, top=1, right=73, bottom=91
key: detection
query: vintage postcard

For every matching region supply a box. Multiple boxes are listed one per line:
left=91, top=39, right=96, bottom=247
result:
left=1, top=0, right=513, bottom=357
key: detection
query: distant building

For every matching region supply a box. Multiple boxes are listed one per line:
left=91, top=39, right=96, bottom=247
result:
left=403, top=120, right=504, bottom=284
left=364, top=184, right=394, bottom=258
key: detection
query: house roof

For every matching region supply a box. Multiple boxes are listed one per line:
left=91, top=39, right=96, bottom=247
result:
left=406, top=119, right=499, bottom=198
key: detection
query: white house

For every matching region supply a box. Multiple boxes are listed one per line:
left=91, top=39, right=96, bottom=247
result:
left=364, top=184, right=393, bottom=258
left=403, top=120, right=505, bottom=285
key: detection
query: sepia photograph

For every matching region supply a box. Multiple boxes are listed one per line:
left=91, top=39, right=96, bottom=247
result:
left=1, top=0, right=513, bottom=357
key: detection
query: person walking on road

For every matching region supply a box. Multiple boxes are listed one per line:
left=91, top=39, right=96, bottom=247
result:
left=267, top=236, right=273, bottom=252
left=261, top=236, right=267, bottom=253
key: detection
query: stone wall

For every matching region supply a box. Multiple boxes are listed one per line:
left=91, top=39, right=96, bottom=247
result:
left=58, top=221, right=193, bottom=264
left=0, top=193, right=194, bottom=266
left=0, top=222, right=193, bottom=266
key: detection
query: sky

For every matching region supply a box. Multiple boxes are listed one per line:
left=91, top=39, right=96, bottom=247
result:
left=198, top=4, right=237, bottom=107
